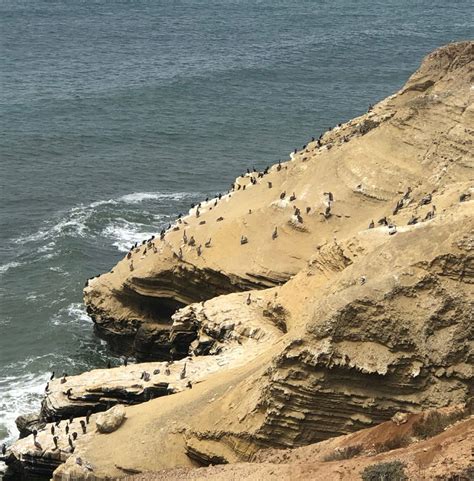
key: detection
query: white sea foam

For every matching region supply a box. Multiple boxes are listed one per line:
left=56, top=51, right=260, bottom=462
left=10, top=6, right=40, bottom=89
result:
left=117, top=191, right=194, bottom=204
left=0, top=261, right=21, bottom=275
left=50, top=303, right=92, bottom=327
left=102, top=219, right=158, bottom=252
left=0, top=370, right=49, bottom=446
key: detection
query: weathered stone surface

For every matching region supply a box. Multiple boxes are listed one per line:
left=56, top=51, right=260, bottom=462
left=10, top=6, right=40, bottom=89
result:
left=15, top=412, right=46, bottom=439
left=96, top=405, right=126, bottom=434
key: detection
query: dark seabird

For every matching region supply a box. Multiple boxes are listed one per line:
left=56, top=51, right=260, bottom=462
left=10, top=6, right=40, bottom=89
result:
left=199, top=220, right=206, bottom=225
left=32, top=429, right=38, bottom=438
left=294, top=207, right=301, bottom=216
left=34, top=438, right=42, bottom=450
left=45, top=382, right=50, bottom=393
left=127, top=251, right=132, bottom=260
left=183, top=230, right=188, bottom=244
left=180, top=362, right=187, bottom=380
left=393, top=199, right=403, bottom=215
left=153, top=368, right=160, bottom=375
left=72, top=432, right=78, bottom=441
left=142, top=240, right=146, bottom=245
left=218, top=193, right=222, bottom=200
left=419, top=193, right=432, bottom=205
left=197, top=245, right=202, bottom=256
left=407, top=216, right=419, bottom=225
left=268, top=181, right=273, bottom=189
left=289, top=193, right=296, bottom=201
left=124, top=357, right=128, bottom=366
left=188, top=236, right=196, bottom=247
left=55, top=420, right=60, bottom=427
left=277, top=161, right=282, bottom=171
left=165, top=367, right=171, bottom=376
left=80, top=420, right=87, bottom=434
left=324, top=191, right=334, bottom=202
left=186, top=381, right=193, bottom=389
left=460, top=192, right=471, bottom=202
left=424, top=206, right=436, bottom=220
left=53, top=436, right=58, bottom=450
left=243, top=185, right=246, bottom=190
left=248, top=209, right=252, bottom=214
left=214, top=200, right=218, bottom=207
left=246, top=293, right=251, bottom=305
left=297, top=214, right=303, bottom=223
left=378, top=217, right=388, bottom=226
left=68, top=436, right=74, bottom=449
left=368, top=220, right=375, bottom=229
left=107, top=360, right=112, bottom=369
left=129, top=261, right=134, bottom=271
left=280, top=191, right=286, bottom=200
left=51, top=425, right=55, bottom=436
left=50, top=372, right=55, bottom=381
left=306, top=207, right=311, bottom=214
left=86, top=410, right=92, bottom=424
left=217, top=216, right=224, bottom=222
left=2, top=443, right=6, bottom=455
left=205, top=238, right=211, bottom=248
left=240, top=235, right=248, bottom=245
left=237, top=184, right=241, bottom=190
left=272, top=227, right=278, bottom=240
left=143, top=372, right=150, bottom=382
left=178, top=247, right=183, bottom=260
left=65, top=424, right=69, bottom=435
left=65, top=388, right=72, bottom=399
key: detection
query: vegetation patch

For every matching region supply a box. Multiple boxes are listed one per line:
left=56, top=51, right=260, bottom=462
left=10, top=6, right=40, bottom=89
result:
left=361, top=460, right=408, bottom=481
left=322, top=444, right=363, bottom=461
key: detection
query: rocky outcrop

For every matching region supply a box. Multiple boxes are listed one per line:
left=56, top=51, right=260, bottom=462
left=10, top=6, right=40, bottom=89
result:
left=5, top=42, right=473, bottom=481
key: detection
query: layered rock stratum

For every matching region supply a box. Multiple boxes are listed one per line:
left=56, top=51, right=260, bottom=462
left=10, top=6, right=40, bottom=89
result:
left=3, top=41, right=473, bottom=481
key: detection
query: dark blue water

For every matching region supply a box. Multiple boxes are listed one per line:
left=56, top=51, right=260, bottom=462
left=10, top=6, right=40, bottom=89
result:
left=0, top=0, right=472, bottom=449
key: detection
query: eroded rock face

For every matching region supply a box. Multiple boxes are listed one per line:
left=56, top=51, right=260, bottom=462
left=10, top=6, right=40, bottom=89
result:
left=7, top=42, right=473, bottom=481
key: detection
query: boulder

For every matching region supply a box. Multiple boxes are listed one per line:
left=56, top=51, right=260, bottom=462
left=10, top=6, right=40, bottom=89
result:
left=95, top=404, right=126, bottom=433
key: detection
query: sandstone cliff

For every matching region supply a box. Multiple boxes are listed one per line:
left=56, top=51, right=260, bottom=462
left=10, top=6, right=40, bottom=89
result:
left=4, top=41, right=473, bottom=481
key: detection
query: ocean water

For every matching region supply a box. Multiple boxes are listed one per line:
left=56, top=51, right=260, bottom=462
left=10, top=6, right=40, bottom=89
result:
left=0, top=0, right=472, bottom=454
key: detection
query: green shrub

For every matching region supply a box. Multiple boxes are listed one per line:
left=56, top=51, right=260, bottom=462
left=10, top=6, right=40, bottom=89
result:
left=361, top=460, right=408, bottom=481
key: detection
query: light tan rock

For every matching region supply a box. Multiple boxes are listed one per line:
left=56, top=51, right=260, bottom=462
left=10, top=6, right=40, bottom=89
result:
left=96, top=405, right=126, bottom=434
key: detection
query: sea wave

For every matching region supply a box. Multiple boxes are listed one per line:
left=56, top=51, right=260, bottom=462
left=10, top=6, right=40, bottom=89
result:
left=0, top=261, right=21, bottom=275
left=50, top=303, right=92, bottom=327
left=117, top=191, right=196, bottom=204
left=0, top=370, right=48, bottom=446
left=102, top=218, right=158, bottom=252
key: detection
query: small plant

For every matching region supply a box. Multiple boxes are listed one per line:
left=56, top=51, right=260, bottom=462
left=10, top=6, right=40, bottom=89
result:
left=323, top=444, right=363, bottom=461
left=361, top=460, right=408, bottom=481
left=374, top=434, right=411, bottom=453
left=412, top=410, right=465, bottom=440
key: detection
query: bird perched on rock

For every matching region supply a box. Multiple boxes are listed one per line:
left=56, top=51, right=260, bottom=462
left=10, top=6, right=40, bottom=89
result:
left=60, top=373, right=67, bottom=384
left=50, top=372, right=55, bottom=381
left=68, top=436, right=74, bottom=450
left=459, top=192, right=471, bottom=202
left=378, top=217, right=388, bottom=226
left=280, top=191, right=286, bottom=200
left=272, top=227, right=278, bottom=240
left=52, top=436, right=58, bottom=450
left=368, top=220, right=375, bottom=229
left=51, top=425, right=55, bottom=436
left=45, top=382, right=50, bottom=393
left=240, top=235, right=248, bottom=245
left=72, top=432, right=78, bottom=441
left=246, top=293, right=251, bottom=305
left=306, top=206, right=311, bottom=214
left=289, top=192, right=296, bottom=201
left=324, top=191, right=334, bottom=202
left=217, top=216, right=224, bottom=222
left=180, top=363, right=187, bottom=380
left=129, top=261, right=134, bottom=271
left=424, top=205, right=436, bottom=220
left=186, top=381, right=193, bottom=389
left=80, top=420, right=87, bottom=434
left=407, top=216, right=418, bottom=225
left=165, top=367, right=171, bottom=376
left=86, top=410, right=92, bottom=424
left=197, top=245, right=202, bottom=256
left=65, top=424, right=69, bottom=435
left=268, top=181, right=272, bottom=189
left=153, top=368, right=160, bottom=375
left=205, top=238, right=211, bottom=248
left=188, top=236, right=196, bottom=247
left=34, top=438, right=42, bottom=450
left=2, top=443, right=6, bottom=456
left=123, top=357, right=128, bottom=367
left=419, top=193, right=432, bottom=205
left=178, top=248, right=183, bottom=260
left=107, top=360, right=112, bottom=369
